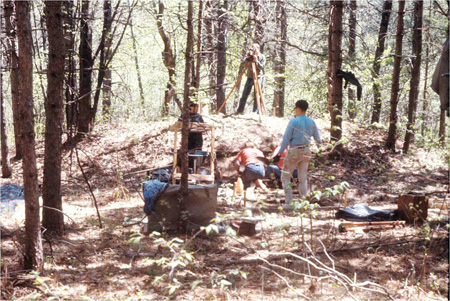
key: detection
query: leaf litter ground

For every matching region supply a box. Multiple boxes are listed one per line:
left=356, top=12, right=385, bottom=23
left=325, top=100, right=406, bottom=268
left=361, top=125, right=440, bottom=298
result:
left=1, top=114, right=448, bottom=300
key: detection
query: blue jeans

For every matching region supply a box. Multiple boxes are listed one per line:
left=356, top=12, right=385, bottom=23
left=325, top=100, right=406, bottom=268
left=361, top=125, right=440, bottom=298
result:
left=266, top=165, right=298, bottom=180
left=241, top=164, right=265, bottom=189
left=236, top=77, right=264, bottom=113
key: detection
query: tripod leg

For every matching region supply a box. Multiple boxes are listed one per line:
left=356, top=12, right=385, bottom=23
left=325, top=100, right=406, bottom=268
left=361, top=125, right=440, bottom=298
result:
left=252, top=64, right=267, bottom=115
left=255, top=76, right=267, bottom=115
left=251, top=63, right=265, bottom=116
left=217, top=63, right=249, bottom=113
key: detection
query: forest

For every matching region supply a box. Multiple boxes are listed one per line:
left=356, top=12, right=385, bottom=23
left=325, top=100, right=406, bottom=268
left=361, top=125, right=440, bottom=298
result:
left=0, top=0, right=449, bottom=300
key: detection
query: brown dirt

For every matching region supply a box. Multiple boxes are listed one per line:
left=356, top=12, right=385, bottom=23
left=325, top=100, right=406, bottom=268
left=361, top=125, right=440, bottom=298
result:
left=1, top=114, right=448, bottom=300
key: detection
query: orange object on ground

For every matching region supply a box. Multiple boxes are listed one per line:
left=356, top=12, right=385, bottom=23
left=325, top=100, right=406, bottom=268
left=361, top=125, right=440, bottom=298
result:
left=235, top=177, right=244, bottom=195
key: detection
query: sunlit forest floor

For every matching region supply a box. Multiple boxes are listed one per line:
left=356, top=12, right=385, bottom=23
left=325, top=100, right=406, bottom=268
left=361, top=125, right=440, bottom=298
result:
left=1, top=114, right=448, bottom=300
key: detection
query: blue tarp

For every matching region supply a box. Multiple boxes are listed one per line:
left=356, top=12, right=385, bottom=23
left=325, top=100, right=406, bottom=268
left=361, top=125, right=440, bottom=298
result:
left=1, top=184, right=25, bottom=214
left=143, top=180, right=168, bottom=215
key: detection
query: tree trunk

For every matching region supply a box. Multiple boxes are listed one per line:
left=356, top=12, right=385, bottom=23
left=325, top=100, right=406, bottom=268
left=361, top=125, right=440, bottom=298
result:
left=194, top=0, right=203, bottom=93
left=31, top=6, right=48, bottom=108
left=273, top=0, right=287, bottom=117
left=204, top=1, right=217, bottom=106
left=251, top=0, right=264, bottom=48
left=420, top=5, right=430, bottom=137
left=439, top=109, right=446, bottom=145
left=102, top=0, right=113, bottom=120
left=179, top=0, right=195, bottom=233
left=432, top=38, right=449, bottom=146
left=63, top=0, right=77, bottom=141
left=371, top=0, right=392, bottom=124
left=216, top=2, right=228, bottom=113
left=16, top=0, right=43, bottom=271
left=92, top=0, right=115, bottom=126
left=386, top=0, right=405, bottom=151
left=42, top=1, right=66, bottom=236
left=403, top=0, right=423, bottom=153
left=129, top=14, right=146, bottom=118
left=3, top=1, right=22, bottom=160
left=1, top=42, right=12, bottom=178
left=156, top=1, right=182, bottom=116
left=347, top=0, right=357, bottom=120
left=1, top=4, right=12, bottom=178
left=77, top=0, right=93, bottom=139
left=327, top=1, right=344, bottom=151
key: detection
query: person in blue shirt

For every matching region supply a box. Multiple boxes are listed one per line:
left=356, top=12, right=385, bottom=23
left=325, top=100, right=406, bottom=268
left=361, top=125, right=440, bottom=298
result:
left=273, top=100, right=322, bottom=209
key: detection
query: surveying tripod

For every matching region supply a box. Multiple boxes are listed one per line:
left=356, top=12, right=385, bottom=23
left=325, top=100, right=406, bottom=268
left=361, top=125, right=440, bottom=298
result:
left=217, top=60, right=267, bottom=117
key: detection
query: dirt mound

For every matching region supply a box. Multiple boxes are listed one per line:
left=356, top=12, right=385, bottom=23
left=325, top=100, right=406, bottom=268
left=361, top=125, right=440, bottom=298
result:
left=1, top=115, right=448, bottom=300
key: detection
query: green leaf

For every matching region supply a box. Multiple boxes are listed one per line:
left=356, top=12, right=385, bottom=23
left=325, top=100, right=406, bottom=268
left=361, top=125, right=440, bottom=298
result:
left=220, top=279, right=232, bottom=286
left=191, top=280, right=202, bottom=290
left=211, top=224, right=219, bottom=234
left=168, top=285, right=177, bottom=295
left=225, top=226, right=237, bottom=236
left=33, top=276, right=44, bottom=286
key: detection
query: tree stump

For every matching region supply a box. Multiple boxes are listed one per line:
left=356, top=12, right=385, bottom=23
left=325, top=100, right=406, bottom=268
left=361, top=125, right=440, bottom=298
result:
left=397, top=194, right=428, bottom=225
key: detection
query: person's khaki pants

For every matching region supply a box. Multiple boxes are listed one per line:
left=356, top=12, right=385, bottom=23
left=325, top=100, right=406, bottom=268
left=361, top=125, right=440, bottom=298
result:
left=281, top=147, right=311, bottom=204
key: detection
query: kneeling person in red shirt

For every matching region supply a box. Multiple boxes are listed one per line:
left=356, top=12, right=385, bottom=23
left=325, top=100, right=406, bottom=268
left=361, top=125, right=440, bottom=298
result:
left=233, top=142, right=266, bottom=202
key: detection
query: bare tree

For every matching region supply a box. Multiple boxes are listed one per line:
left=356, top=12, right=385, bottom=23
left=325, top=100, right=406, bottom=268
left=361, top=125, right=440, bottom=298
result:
left=204, top=1, right=217, bottom=105
left=92, top=0, right=127, bottom=126
left=42, top=1, right=66, bottom=236
left=102, top=0, right=114, bottom=120
left=77, top=0, right=94, bottom=139
left=216, top=1, right=228, bottom=112
left=3, top=1, right=22, bottom=160
left=63, top=0, right=77, bottom=140
left=1, top=20, right=11, bottom=178
left=178, top=0, right=195, bottom=232
left=386, top=0, right=406, bottom=151
left=1, top=5, right=12, bottom=178
left=327, top=0, right=344, bottom=152
left=403, top=0, right=423, bottom=153
left=75, top=0, right=131, bottom=139
left=194, top=0, right=203, bottom=93
left=156, top=0, right=182, bottom=116
left=16, top=0, right=43, bottom=271
left=347, top=0, right=357, bottom=120
left=273, top=0, right=287, bottom=117
left=371, top=0, right=392, bottom=124
left=251, top=0, right=264, bottom=48
left=1, top=63, right=12, bottom=178
left=128, top=7, right=146, bottom=118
